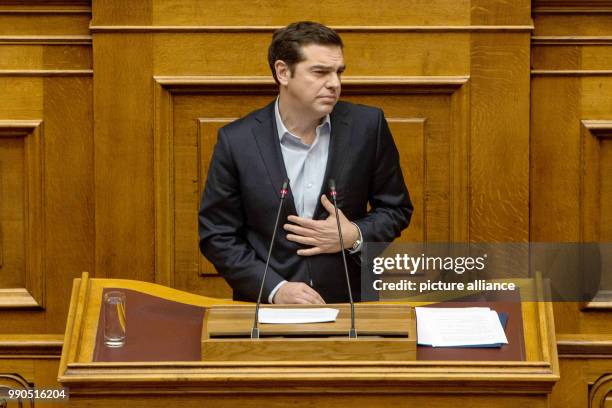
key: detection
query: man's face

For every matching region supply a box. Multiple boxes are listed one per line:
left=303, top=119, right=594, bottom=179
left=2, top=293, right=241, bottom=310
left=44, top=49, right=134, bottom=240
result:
left=277, top=43, right=345, bottom=119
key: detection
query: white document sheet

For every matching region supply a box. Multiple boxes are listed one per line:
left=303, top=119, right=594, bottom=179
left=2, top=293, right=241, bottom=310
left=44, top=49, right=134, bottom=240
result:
left=415, top=307, right=508, bottom=347
left=259, top=308, right=340, bottom=324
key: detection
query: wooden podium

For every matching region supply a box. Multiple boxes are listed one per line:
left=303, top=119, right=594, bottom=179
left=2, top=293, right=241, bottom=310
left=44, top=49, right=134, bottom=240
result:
left=58, top=273, right=559, bottom=407
left=202, top=304, right=416, bottom=362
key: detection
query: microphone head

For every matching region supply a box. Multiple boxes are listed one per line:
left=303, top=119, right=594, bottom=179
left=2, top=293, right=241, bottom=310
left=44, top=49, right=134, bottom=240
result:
left=328, top=179, right=336, bottom=191
left=328, top=179, right=337, bottom=197
left=280, top=179, right=289, bottom=198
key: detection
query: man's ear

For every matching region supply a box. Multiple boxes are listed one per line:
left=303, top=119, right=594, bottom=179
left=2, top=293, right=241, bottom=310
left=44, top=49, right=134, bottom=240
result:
left=274, top=60, right=291, bottom=86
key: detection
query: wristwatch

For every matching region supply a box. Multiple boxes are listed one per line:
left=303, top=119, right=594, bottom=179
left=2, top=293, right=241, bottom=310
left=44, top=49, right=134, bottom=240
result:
left=351, top=237, right=362, bottom=252
left=349, top=222, right=362, bottom=253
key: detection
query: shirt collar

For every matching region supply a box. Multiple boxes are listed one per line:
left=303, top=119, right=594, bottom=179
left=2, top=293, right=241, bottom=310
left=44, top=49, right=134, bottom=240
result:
left=274, top=96, right=331, bottom=143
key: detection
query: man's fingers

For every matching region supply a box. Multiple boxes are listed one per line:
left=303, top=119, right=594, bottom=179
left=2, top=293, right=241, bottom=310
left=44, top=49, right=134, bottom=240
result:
left=320, top=194, right=336, bottom=214
left=286, top=234, right=317, bottom=246
left=303, top=287, right=326, bottom=304
left=297, top=292, right=318, bottom=304
left=283, top=223, right=315, bottom=236
left=287, top=215, right=317, bottom=228
left=275, top=283, right=325, bottom=305
left=297, top=291, right=325, bottom=305
left=297, top=247, right=323, bottom=256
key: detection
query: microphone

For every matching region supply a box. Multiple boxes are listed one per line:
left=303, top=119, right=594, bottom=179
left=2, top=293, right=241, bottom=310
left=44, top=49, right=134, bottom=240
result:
left=328, top=179, right=357, bottom=339
left=251, top=179, right=289, bottom=339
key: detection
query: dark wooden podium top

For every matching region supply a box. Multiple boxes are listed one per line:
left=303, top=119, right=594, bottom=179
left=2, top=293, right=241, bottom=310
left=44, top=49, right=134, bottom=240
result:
left=93, top=288, right=524, bottom=362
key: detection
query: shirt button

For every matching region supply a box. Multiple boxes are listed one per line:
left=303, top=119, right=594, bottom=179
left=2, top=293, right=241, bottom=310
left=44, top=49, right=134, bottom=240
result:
left=307, top=183, right=313, bottom=189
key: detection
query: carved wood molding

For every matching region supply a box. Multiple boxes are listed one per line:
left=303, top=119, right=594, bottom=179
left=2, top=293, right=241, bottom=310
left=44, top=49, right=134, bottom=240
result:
left=0, top=373, right=33, bottom=408
left=532, top=36, right=612, bottom=45
left=580, top=120, right=612, bottom=310
left=0, top=70, right=93, bottom=77
left=152, top=76, right=470, bottom=286
left=0, top=161, right=2, bottom=269
left=0, top=1, right=90, bottom=12
left=0, top=35, right=91, bottom=45
left=531, top=70, right=612, bottom=76
left=0, top=335, right=63, bottom=358
left=557, top=334, right=612, bottom=357
left=590, top=373, right=612, bottom=408
left=154, top=75, right=469, bottom=94
left=0, top=121, right=44, bottom=309
left=90, top=25, right=534, bottom=33
left=533, top=0, right=612, bottom=13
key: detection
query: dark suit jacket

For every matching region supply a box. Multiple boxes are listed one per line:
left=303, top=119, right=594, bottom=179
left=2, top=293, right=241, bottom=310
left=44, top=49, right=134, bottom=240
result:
left=198, top=100, right=412, bottom=303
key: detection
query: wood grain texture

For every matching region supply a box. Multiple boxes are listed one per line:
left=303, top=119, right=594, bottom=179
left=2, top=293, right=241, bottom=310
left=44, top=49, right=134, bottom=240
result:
left=206, top=304, right=414, bottom=337
left=533, top=0, right=612, bottom=14
left=470, top=33, right=530, bottom=242
left=153, top=32, right=470, bottom=77
left=534, top=14, right=612, bottom=36
left=0, top=161, right=2, bottom=268
left=0, top=334, right=63, bottom=357
left=99, top=0, right=473, bottom=27
left=66, top=395, right=549, bottom=408
left=471, top=0, right=531, bottom=25
left=203, top=305, right=416, bottom=362
left=531, top=77, right=582, bottom=243
left=0, top=2, right=93, bottom=337
left=531, top=7, right=612, bottom=407
left=42, top=76, right=94, bottom=331
left=0, top=121, right=43, bottom=309
left=0, top=335, right=63, bottom=408
left=90, top=25, right=535, bottom=33
left=0, top=14, right=90, bottom=36
left=93, top=33, right=154, bottom=282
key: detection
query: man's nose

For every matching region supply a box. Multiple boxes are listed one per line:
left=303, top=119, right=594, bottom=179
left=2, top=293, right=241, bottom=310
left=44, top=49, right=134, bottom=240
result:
left=326, top=73, right=341, bottom=90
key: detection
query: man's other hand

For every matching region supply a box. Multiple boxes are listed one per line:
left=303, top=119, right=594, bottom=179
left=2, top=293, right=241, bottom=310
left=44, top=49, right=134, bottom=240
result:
left=272, top=282, right=326, bottom=304
left=284, top=194, right=359, bottom=256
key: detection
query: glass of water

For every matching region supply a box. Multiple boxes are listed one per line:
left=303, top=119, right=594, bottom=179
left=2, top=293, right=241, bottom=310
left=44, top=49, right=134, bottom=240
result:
left=104, top=291, right=126, bottom=347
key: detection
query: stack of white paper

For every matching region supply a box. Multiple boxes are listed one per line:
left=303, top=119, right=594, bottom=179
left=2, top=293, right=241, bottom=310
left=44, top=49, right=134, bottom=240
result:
left=259, top=308, right=339, bottom=324
left=415, top=307, right=508, bottom=347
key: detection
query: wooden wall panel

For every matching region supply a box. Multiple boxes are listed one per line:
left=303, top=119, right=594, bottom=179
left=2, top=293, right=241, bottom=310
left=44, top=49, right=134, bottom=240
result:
left=93, top=34, right=154, bottom=282
left=0, top=2, right=93, bottom=335
left=0, top=121, right=43, bottom=310
left=152, top=32, right=471, bottom=77
left=470, top=33, right=531, bottom=242
left=532, top=1, right=612, bottom=406
left=155, top=79, right=469, bottom=297
left=0, top=136, right=25, bottom=288
left=149, top=0, right=472, bottom=26
left=0, top=335, right=63, bottom=408
left=0, top=15, right=90, bottom=36
left=389, top=119, right=426, bottom=243
left=93, top=2, right=531, bottom=297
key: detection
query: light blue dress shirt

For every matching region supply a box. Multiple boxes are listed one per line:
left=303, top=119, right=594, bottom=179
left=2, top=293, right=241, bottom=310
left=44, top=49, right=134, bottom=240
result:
left=275, top=98, right=331, bottom=219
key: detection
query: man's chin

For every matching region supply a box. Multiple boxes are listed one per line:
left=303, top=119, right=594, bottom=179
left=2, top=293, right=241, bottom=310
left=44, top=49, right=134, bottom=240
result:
left=316, top=101, right=337, bottom=115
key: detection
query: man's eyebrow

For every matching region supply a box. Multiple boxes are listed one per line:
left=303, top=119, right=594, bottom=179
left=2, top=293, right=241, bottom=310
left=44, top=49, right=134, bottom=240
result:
left=310, top=64, right=346, bottom=71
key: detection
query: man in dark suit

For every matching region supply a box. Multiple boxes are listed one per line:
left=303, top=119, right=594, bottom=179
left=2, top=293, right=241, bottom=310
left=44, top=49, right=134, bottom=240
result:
left=199, top=21, right=412, bottom=304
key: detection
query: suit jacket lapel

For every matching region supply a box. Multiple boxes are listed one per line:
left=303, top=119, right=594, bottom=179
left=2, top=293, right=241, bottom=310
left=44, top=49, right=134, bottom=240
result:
left=313, top=102, right=352, bottom=219
left=252, top=101, right=298, bottom=215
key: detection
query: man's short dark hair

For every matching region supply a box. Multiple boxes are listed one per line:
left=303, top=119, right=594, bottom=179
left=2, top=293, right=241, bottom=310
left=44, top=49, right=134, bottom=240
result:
left=268, top=21, right=343, bottom=85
